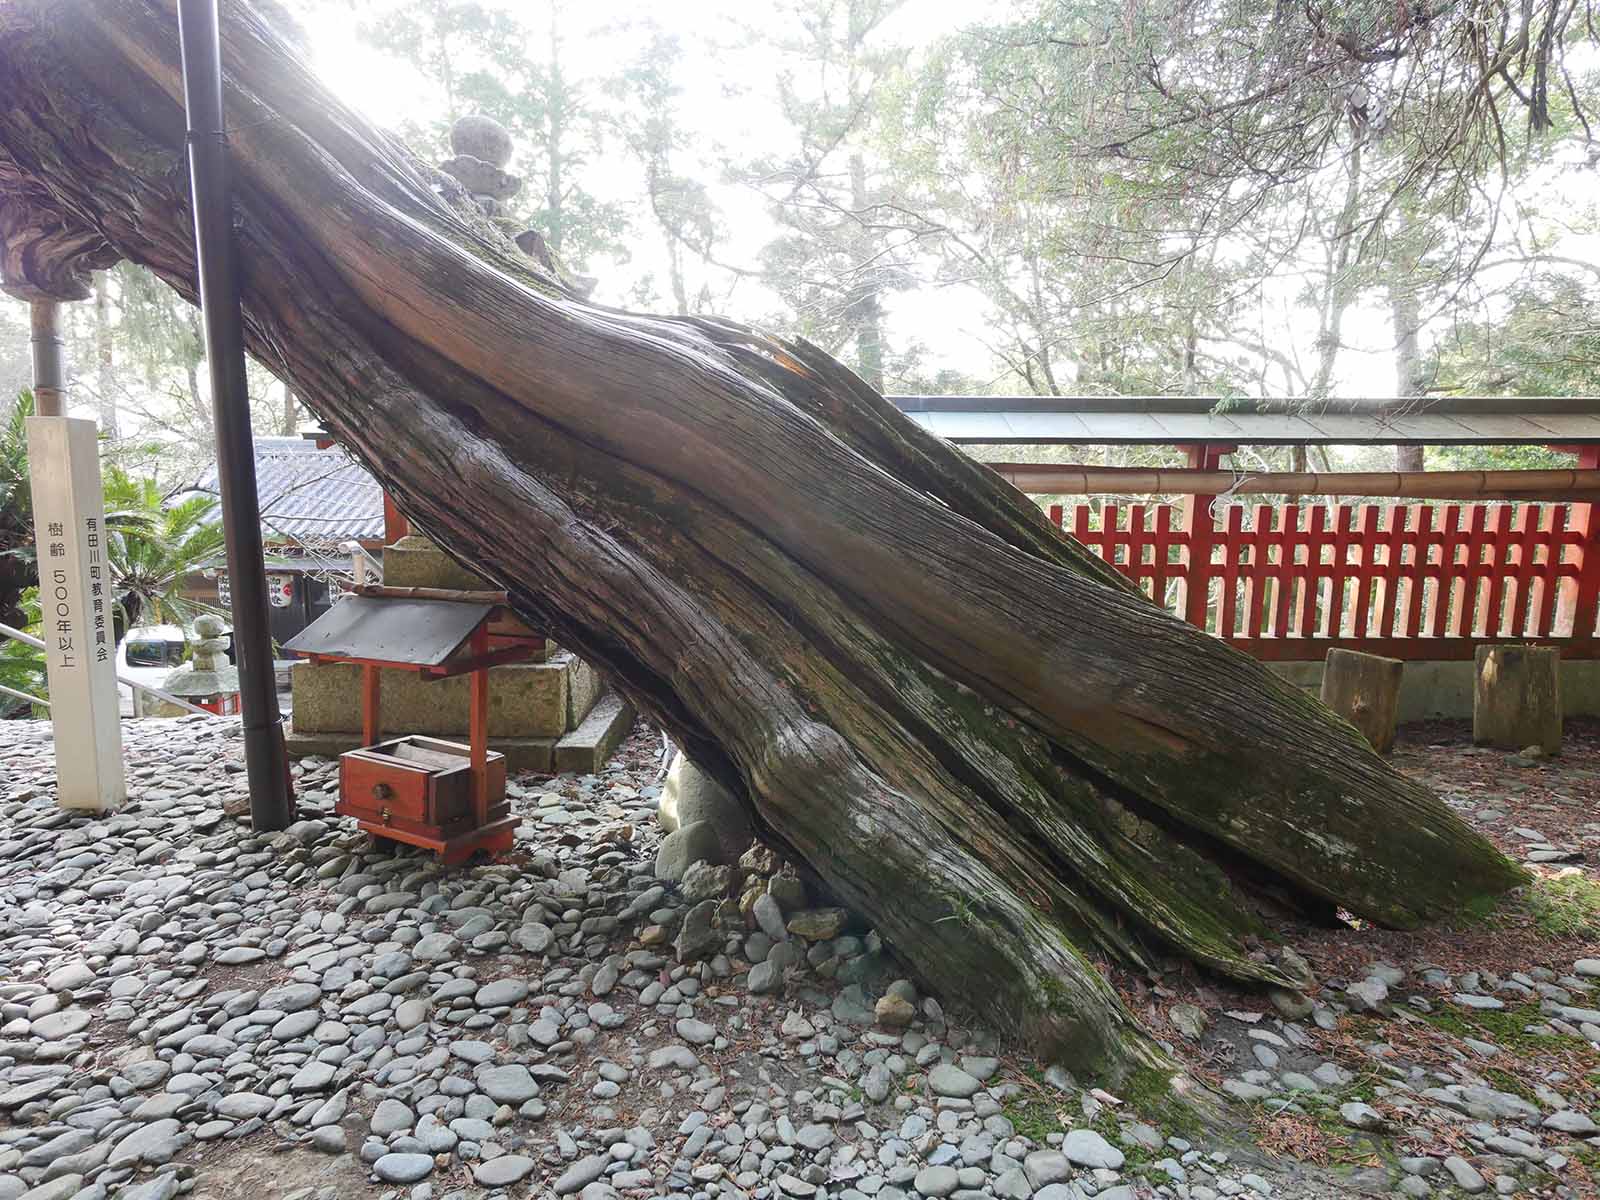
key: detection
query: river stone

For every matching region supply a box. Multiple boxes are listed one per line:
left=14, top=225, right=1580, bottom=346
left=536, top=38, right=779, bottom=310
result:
left=1062, top=1128, right=1125, bottom=1169
left=1025, top=1150, right=1072, bottom=1188
left=215, top=1092, right=275, bottom=1120
left=118, top=1176, right=181, bottom=1200
left=927, top=1064, right=981, bottom=1098
left=475, top=978, right=529, bottom=1007
left=371, top=1098, right=414, bottom=1136
left=1341, top=1101, right=1384, bottom=1130
left=1168, top=1002, right=1208, bottom=1039
left=657, top=752, right=751, bottom=857
left=291, top=1061, right=337, bottom=1092
left=786, top=908, right=847, bottom=940
left=554, top=1153, right=610, bottom=1194
left=413, top=932, right=460, bottom=961
left=31, top=1009, right=90, bottom=1040
left=753, top=893, right=788, bottom=942
left=1345, top=977, right=1389, bottom=1013
left=913, top=1165, right=959, bottom=1197
left=674, top=900, right=719, bottom=962
left=16, top=1179, right=83, bottom=1200
left=474, top=1155, right=536, bottom=1186
left=478, top=1064, right=539, bottom=1103
left=108, top=1118, right=185, bottom=1167
left=514, top=923, right=554, bottom=954
left=1443, top=1156, right=1487, bottom=1193
left=747, top=959, right=781, bottom=995
left=373, top=1152, right=435, bottom=1184
left=450, top=114, right=514, bottom=167
left=44, top=961, right=94, bottom=991
left=1544, top=1109, right=1599, bottom=1134
left=0, top=1078, right=59, bottom=1108
left=676, top=1017, right=716, bottom=1045
left=262, top=982, right=322, bottom=1012
left=654, top=821, right=723, bottom=881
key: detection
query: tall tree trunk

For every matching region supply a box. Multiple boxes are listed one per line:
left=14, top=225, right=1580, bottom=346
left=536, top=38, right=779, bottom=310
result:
left=0, top=0, right=1522, bottom=1084
left=93, top=270, right=118, bottom=437
left=544, top=5, right=567, bottom=256
left=1309, top=143, right=1364, bottom=399
left=848, top=152, right=885, bottom=391
left=1390, top=239, right=1426, bottom=473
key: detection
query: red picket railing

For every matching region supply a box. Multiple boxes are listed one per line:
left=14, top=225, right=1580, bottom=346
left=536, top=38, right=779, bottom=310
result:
left=1048, top=501, right=1600, bottom=660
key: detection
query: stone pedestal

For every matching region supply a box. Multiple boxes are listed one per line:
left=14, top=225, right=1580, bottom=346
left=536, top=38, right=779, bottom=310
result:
left=285, top=534, right=632, bottom=771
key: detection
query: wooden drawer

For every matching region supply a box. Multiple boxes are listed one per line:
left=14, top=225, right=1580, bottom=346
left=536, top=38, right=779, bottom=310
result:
left=340, top=750, right=432, bottom=824
left=338, top=737, right=508, bottom=833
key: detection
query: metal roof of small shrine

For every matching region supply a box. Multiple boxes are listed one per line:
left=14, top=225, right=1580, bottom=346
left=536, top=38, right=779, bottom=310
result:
left=888, top=397, right=1600, bottom=446
left=282, top=597, right=493, bottom=666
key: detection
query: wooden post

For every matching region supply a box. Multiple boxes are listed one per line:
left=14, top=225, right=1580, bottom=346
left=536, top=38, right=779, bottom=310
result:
left=1319, top=649, right=1404, bottom=754
left=361, top=662, right=380, bottom=747
left=469, top=622, right=489, bottom=827
left=1178, top=444, right=1234, bottom=631
left=383, top=490, right=411, bottom=545
left=1473, top=644, right=1562, bottom=754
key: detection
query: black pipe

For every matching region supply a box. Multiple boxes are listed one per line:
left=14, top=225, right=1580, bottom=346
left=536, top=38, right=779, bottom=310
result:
left=177, top=0, right=293, bottom=830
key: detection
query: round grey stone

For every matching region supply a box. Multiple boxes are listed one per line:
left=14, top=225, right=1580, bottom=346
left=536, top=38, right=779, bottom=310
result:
left=373, top=1152, right=434, bottom=1184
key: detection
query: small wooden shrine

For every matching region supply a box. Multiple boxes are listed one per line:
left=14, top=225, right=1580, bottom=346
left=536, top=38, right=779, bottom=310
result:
left=284, top=585, right=544, bottom=864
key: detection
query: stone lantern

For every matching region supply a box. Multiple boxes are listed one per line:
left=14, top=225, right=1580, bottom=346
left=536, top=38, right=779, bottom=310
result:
left=144, top=615, right=241, bottom=716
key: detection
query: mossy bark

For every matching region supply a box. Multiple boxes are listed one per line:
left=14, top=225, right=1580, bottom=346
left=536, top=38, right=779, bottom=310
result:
left=0, top=0, right=1525, bottom=1081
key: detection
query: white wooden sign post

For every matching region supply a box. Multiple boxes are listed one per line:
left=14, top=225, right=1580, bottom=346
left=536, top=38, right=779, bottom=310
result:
left=26, top=415, right=126, bottom=811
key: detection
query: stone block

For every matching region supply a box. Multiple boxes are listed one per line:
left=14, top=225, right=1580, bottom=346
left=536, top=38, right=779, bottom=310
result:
left=567, top=657, right=602, bottom=727
left=553, top=692, right=635, bottom=774
left=290, top=655, right=575, bottom=738
left=381, top=534, right=492, bottom=591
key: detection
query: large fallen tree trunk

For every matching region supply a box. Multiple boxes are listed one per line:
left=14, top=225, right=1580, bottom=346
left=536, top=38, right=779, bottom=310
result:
left=0, top=0, right=1523, bottom=1081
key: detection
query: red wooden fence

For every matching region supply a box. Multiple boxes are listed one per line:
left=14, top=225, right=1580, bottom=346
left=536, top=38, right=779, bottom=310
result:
left=1048, top=501, right=1600, bottom=660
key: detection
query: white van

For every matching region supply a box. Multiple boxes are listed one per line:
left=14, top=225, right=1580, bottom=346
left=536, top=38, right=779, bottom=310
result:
left=116, top=624, right=187, bottom=715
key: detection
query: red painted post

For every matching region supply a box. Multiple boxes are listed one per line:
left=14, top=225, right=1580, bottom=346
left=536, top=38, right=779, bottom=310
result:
left=1561, top=445, right=1600, bottom=638
left=1178, top=444, right=1233, bottom=632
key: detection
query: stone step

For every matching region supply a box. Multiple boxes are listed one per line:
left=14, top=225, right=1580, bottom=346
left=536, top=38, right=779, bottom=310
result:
left=553, top=692, right=635, bottom=774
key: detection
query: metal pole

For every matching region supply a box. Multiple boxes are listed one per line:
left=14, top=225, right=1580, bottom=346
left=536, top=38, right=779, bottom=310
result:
left=29, top=301, right=64, bottom=417
left=177, top=0, right=293, bottom=829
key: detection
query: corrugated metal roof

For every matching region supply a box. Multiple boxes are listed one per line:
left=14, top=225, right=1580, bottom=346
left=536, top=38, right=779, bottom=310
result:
left=890, top=397, right=1600, bottom=445
left=191, top=437, right=384, bottom=544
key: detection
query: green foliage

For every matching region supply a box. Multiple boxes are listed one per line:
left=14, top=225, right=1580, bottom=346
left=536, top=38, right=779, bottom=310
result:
left=100, top=467, right=225, bottom=633
left=0, top=390, right=36, bottom=629
left=1421, top=1001, right=1564, bottom=1053
left=1525, top=874, right=1600, bottom=940
left=0, top=586, right=45, bottom=714
left=360, top=0, right=631, bottom=269
left=1430, top=275, right=1600, bottom=400
left=740, top=0, right=916, bottom=389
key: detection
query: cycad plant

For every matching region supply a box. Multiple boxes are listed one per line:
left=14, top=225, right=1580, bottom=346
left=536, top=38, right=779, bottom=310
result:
left=102, top=467, right=226, bottom=632
left=0, top=391, right=35, bottom=630
left=0, top=586, right=45, bottom=716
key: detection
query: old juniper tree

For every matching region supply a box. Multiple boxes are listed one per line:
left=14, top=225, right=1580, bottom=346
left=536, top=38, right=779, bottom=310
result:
left=0, top=0, right=1525, bottom=1081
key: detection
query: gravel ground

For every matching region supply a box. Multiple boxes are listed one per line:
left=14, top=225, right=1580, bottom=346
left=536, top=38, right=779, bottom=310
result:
left=0, top=715, right=1597, bottom=1200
